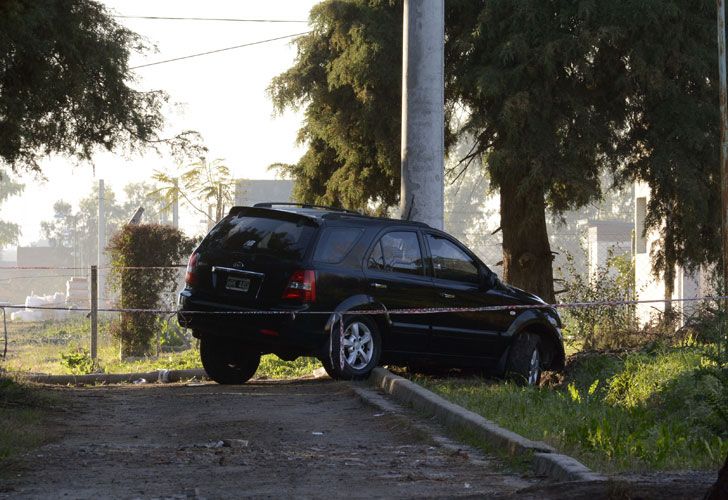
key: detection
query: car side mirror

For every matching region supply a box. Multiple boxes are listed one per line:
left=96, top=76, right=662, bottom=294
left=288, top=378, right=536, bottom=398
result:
left=481, top=269, right=497, bottom=290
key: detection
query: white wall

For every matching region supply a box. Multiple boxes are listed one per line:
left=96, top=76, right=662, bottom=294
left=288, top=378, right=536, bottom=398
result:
left=633, top=181, right=703, bottom=325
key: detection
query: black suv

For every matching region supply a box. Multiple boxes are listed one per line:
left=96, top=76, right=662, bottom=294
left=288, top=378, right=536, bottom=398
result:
left=178, top=203, right=565, bottom=385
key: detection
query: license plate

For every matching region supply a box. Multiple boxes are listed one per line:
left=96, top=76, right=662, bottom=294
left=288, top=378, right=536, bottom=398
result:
left=225, top=276, right=251, bottom=292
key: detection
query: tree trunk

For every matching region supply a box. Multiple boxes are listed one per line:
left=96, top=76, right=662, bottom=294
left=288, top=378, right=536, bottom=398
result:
left=663, top=219, right=676, bottom=326
left=704, top=451, right=728, bottom=500
left=499, top=173, right=555, bottom=304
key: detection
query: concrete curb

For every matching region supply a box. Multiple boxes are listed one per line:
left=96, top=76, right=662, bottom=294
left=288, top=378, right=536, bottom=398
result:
left=16, top=368, right=208, bottom=385
left=368, top=367, right=606, bottom=483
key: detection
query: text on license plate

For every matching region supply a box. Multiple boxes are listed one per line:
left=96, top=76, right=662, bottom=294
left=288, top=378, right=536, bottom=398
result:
left=225, top=276, right=251, bottom=292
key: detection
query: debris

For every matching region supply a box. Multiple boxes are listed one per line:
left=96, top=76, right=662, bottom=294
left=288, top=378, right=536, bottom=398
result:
left=312, top=432, right=324, bottom=436
left=221, top=439, right=249, bottom=448
left=373, top=413, right=385, bottom=417
left=158, top=369, right=170, bottom=383
left=133, top=378, right=147, bottom=385
left=464, top=483, right=471, bottom=489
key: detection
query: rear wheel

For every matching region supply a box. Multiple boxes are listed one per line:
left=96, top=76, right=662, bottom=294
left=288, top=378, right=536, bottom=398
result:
left=200, top=336, right=260, bottom=384
left=322, top=316, right=381, bottom=380
left=505, top=332, right=542, bottom=386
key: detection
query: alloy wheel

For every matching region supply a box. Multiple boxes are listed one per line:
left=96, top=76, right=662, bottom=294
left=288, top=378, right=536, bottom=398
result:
left=343, top=321, right=374, bottom=370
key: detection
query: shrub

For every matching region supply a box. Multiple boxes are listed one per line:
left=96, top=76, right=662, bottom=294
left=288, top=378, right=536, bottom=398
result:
left=60, top=347, right=95, bottom=375
left=107, top=224, right=194, bottom=358
left=558, top=251, right=639, bottom=350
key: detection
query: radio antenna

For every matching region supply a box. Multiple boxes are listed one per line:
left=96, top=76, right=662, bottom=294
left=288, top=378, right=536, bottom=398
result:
left=405, top=195, right=415, bottom=221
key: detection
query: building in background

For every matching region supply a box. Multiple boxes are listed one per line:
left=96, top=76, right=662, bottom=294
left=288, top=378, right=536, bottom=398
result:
left=632, top=182, right=708, bottom=326
left=234, top=179, right=294, bottom=207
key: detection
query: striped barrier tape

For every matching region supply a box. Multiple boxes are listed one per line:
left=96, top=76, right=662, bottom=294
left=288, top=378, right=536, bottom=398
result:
left=0, top=294, right=727, bottom=316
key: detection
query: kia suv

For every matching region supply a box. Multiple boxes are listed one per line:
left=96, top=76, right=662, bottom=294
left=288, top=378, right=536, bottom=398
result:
left=178, top=203, right=565, bottom=385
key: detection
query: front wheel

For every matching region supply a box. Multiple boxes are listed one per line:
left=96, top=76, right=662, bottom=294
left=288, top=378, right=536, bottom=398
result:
left=200, top=336, right=260, bottom=385
left=505, top=332, right=542, bottom=386
left=322, top=316, right=381, bottom=380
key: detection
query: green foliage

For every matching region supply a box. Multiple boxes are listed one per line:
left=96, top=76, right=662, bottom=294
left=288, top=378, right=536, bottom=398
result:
left=0, top=168, right=23, bottom=246
left=268, top=0, right=402, bottom=212
left=559, top=251, right=638, bottom=350
left=107, top=224, right=194, bottom=357
left=256, top=355, right=320, bottom=379
left=415, top=346, right=728, bottom=471
left=59, top=346, right=95, bottom=375
left=0, top=378, right=54, bottom=461
left=0, top=0, right=203, bottom=173
left=272, top=0, right=720, bottom=299
left=156, top=317, right=191, bottom=350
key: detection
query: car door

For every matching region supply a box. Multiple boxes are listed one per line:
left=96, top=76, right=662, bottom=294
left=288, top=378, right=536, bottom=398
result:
left=363, top=229, right=434, bottom=354
left=424, top=232, right=512, bottom=363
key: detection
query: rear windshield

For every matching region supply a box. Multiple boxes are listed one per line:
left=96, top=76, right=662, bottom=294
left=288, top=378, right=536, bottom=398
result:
left=201, top=214, right=315, bottom=261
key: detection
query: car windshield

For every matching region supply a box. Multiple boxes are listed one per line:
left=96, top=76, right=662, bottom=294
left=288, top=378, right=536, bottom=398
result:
left=201, top=214, right=315, bottom=261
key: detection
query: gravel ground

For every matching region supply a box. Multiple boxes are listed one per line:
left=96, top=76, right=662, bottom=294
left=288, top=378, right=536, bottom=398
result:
left=0, top=379, right=535, bottom=499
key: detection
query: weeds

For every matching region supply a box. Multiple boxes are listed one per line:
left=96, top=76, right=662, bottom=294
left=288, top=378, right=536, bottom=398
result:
left=59, top=347, right=95, bottom=375
left=0, top=378, right=56, bottom=462
left=558, top=251, right=639, bottom=350
left=414, top=346, right=728, bottom=472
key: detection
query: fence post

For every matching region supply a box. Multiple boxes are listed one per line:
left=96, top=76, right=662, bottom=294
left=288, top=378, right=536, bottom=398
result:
left=90, top=265, right=98, bottom=361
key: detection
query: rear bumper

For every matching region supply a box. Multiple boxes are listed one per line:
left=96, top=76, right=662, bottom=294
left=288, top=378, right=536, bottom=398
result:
left=177, top=289, right=328, bottom=355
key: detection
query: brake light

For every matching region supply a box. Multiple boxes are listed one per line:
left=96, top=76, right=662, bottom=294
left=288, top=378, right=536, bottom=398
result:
left=282, top=270, right=316, bottom=302
left=185, top=252, right=199, bottom=286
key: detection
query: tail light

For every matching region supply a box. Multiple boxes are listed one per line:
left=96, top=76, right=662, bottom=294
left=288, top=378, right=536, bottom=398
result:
left=282, top=270, right=316, bottom=302
left=185, top=252, right=199, bottom=286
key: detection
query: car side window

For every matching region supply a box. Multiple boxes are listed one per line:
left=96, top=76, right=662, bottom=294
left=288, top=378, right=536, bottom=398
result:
left=367, top=231, right=423, bottom=276
left=426, top=234, right=480, bottom=284
left=313, top=227, right=364, bottom=264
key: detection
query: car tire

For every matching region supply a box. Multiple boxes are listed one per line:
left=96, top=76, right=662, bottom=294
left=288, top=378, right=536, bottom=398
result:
left=200, top=336, right=260, bottom=385
left=323, top=315, right=381, bottom=380
left=505, top=332, right=542, bottom=386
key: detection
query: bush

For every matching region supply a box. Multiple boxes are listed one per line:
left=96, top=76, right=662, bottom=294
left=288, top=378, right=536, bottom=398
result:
left=107, top=224, right=194, bottom=358
left=559, top=251, right=639, bottom=350
left=60, top=347, right=95, bottom=375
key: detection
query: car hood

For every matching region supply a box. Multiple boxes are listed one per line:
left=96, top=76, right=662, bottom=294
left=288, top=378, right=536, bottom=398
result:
left=494, top=280, right=547, bottom=305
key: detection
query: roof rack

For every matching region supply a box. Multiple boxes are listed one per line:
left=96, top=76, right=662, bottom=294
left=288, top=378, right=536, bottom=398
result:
left=321, top=211, right=429, bottom=227
left=253, top=202, right=360, bottom=215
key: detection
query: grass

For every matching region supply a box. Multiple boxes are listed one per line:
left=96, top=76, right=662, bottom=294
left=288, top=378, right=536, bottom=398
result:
left=2, top=317, right=323, bottom=379
left=411, top=346, right=728, bottom=473
left=0, top=378, right=57, bottom=463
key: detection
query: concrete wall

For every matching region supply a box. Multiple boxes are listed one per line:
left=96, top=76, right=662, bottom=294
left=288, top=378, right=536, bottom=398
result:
left=586, top=220, right=632, bottom=277
left=633, top=181, right=703, bottom=325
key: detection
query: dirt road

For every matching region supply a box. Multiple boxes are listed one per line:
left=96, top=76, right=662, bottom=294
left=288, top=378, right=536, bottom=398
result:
left=1, top=379, right=534, bottom=499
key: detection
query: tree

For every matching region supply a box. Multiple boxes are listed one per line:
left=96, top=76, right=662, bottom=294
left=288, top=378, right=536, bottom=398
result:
left=268, top=0, right=402, bottom=213
left=40, top=200, right=75, bottom=247
left=0, top=0, right=203, bottom=173
left=0, top=169, right=23, bottom=246
left=271, top=0, right=721, bottom=303
left=181, top=158, right=234, bottom=223
left=151, top=157, right=234, bottom=225
left=122, top=182, right=169, bottom=225
left=600, top=1, right=719, bottom=306
left=107, top=224, right=194, bottom=357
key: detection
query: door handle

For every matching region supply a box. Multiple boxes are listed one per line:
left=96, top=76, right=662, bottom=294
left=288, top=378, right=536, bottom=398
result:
left=439, top=292, right=455, bottom=299
left=370, top=282, right=387, bottom=289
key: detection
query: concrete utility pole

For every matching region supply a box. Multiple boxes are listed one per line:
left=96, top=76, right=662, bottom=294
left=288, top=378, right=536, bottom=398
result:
left=97, top=179, right=105, bottom=303
left=400, top=0, right=445, bottom=229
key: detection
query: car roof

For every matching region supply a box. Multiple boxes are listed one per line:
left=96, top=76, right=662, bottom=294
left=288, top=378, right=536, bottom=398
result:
left=229, top=203, right=430, bottom=228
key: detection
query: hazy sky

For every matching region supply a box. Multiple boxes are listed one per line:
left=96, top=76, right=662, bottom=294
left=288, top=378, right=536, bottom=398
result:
left=2, top=0, right=319, bottom=250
